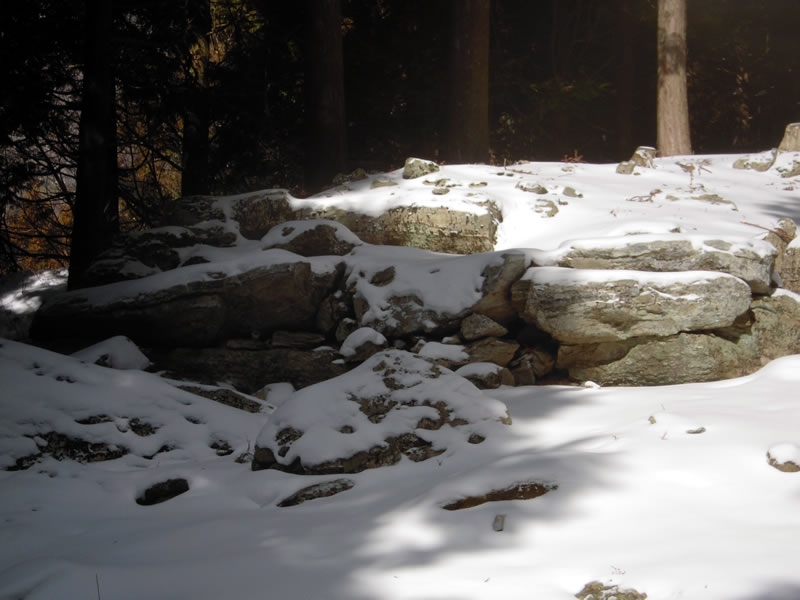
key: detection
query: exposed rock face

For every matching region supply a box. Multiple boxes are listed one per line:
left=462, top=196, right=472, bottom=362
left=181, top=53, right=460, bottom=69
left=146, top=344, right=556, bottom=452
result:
left=31, top=256, right=343, bottom=347
left=80, top=225, right=238, bottom=287
left=262, top=220, right=362, bottom=256
left=778, top=123, right=800, bottom=152
left=778, top=240, right=800, bottom=295
left=557, top=332, right=755, bottom=386
left=513, top=267, right=752, bottom=344
left=402, top=157, right=440, bottom=179
left=555, top=234, right=776, bottom=294
left=136, top=478, right=190, bottom=506
left=252, top=350, right=510, bottom=474
left=149, top=346, right=348, bottom=394
left=159, top=190, right=295, bottom=240
left=277, top=479, right=355, bottom=507
left=470, top=252, right=528, bottom=325
left=319, top=204, right=499, bottom=255
left=461, top=313, right=509, bottom=341
left=464, top=337, right=519, bottom=367
left=750, top=291, right=800, bottom=361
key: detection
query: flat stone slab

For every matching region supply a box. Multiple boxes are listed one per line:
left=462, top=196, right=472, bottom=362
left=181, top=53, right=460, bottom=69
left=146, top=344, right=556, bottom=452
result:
left=512, top=267, right=752, bottom=344
left=553, top=233, right=776, bottom=294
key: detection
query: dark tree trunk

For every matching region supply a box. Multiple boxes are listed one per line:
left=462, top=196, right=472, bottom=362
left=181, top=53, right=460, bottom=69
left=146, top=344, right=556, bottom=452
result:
left=304, top=0, right=346, bottom=192
left=616, top=0, right=635, bottom=157
left=181, top=0, right=212, bottom=197
left=444, top=0, right=490, bottom=164
left=69, top=0, right=118, bottom=289
left=657, top=0, right=692, bottom=156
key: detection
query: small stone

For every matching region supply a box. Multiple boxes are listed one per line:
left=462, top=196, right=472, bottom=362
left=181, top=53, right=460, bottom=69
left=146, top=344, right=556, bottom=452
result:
left=616, top=160, right=636, bottom=175
left=492, top=514, right=505, bottom=532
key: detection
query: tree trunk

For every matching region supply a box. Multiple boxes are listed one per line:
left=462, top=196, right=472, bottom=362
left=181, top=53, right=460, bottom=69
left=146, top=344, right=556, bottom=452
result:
left=656, top=0, right=692, bottom=156
left=616, top=0, right=635, bottom=157
left=69, top=0, right=118, bottom=289
left=304, top=0, right=346, bottom=192
left=444, top=0, right=490, bottom=164
left=181, top=0, right=212, bottom=197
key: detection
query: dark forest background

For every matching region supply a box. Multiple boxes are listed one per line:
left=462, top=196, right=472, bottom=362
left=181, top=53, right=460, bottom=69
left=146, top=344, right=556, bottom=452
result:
left=1, top=0, right=798, bottom=277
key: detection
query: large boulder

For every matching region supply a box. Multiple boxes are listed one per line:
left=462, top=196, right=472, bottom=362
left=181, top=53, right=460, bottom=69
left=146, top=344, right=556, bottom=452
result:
left=148, top=346, right=348, bottom=394
left=314, top=203, right=499, bottom=255
left=750, top=290, right=800, bottom=361
left=79, top=224, right=239, bottom=287
left=31, top=253, right=343, bottom=347
left=261, top=220, right=363, bottom=257
left=557, top=332, right=756, bottom=386
left=252, top=350, right=510, bottom=474
left=778, top=123, right=800, bottom=152
left=512, top=267, right=752, bottom=345
left=553, top=234, right=776, bottom=294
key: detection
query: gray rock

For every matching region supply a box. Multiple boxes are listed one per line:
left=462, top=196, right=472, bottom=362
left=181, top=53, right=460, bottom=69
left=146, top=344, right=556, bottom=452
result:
left=31, top=258, right=343, bottom=347
left=512, top=267, right=752, bottom=344
left=630, top=145, right=657, bottom=168
left=557, top=332, right=756, bottom=386
left=464, top=337, right=519, bottom=367
left=778, top=123, right=800, bottom=152
left=471, top=252, right=528, bottom=325
left=262, top=220, right=362, bottom=256
left=460, top=313, right=509, bottom=341
left=733, top=150, right=776, bottom=172
left=277, top=479, right=355, bottom=507
left=616, top=161, right=636, bottom=175
left=555, top=234, right=776, bottom=294
left=402, top=157, right=440, bottom=179
left=149, top=346, right=348, bottom=394
left=575, top=580, right=647, bottom=600
left=455, top=363, right=515, bottom=389
left=751, top=292, right=800, bottom=361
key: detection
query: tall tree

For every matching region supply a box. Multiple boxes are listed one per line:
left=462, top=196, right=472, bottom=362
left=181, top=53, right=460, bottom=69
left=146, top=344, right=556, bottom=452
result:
left=444, top=0, right=490, bottom=164
left=69, top=0, right=119, bottom=288
left=304, top=0, right=347, bottom=191
left=657, top=0, right=692, bottom=156
left=181, top=0, right=212, bottom=197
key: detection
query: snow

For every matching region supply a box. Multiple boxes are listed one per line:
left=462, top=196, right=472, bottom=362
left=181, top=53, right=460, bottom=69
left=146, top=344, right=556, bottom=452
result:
left=340, top=327, right=387, bottom=357
left=2, top=152, right=800, bottom=599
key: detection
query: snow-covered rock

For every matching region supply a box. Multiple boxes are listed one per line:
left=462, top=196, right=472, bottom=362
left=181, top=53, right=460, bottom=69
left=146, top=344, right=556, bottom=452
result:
left=252, top=350, right=511, bottom=475
left=512, top=267, right=752, bottom=344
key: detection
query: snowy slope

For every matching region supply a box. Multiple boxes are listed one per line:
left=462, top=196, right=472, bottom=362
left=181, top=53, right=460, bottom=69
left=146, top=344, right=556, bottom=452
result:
left=1, top=152, right=800, bottom=600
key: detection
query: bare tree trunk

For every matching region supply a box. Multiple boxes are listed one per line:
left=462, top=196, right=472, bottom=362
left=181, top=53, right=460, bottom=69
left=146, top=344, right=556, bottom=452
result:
left=444, top=0, right=490, bottom=164
left=69, top=0, right=118, bottom=289
left=181, top=0, right=212, bottom=197
left=304, top=0, right=346, bottom=192
left=616, top=0, right=635, bottom=157
left=657, top=0, right=692, bottom=156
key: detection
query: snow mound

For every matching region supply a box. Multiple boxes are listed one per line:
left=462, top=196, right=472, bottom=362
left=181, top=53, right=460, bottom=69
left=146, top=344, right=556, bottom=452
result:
left=252, top=349, right=511, bottom=474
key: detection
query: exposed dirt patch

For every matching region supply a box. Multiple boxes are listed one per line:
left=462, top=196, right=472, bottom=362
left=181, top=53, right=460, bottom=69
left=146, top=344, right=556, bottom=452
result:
left=178, top=385, right=263, bottom=413
left=7, top=432, right=127, bottom=470
left=575, top=580, right=647, bottom=600
left=136, top=478, right=190, bottom=506
left=277, top=479, right=355, bottom=507
left=442, top=481, right=556, bottom=510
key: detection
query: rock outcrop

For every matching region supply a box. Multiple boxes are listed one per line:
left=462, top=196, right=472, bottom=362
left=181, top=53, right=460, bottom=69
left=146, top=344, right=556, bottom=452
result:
left=27, top=195, right=800, bottom=389
left=512, top=267, right=751, bottom=344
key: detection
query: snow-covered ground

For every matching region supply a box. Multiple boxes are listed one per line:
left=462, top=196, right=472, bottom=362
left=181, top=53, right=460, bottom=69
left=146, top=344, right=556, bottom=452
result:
left=2, top=152, right=800, bottom=599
